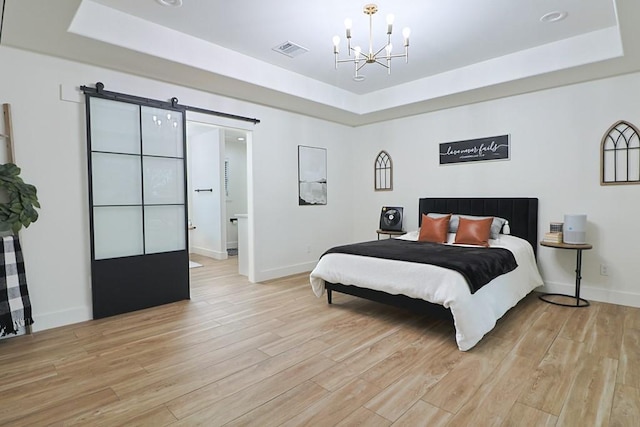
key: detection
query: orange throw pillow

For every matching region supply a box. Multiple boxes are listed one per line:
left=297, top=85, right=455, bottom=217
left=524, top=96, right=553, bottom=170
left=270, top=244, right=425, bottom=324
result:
left=418, top=214, right=451, bottom=243
left=454, top=217, right=493, bottom=247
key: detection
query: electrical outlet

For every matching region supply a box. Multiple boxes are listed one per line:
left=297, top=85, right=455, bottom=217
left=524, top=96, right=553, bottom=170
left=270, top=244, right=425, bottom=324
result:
left=600, top=264, right=609, bottom=276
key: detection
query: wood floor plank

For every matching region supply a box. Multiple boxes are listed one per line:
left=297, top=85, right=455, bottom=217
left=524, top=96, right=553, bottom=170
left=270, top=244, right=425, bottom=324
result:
left=447, top=353, right=538, bottom=425
left=135, top=325, right=281, bottom=372
left=320, top=319, right=401, bottom=363
left=502, top=402, right=557, bottom=427
left=115, top=405, right=178, bottom=427
left=165, top=338, right=330, bottom=419
left=557, top=302, right=598, bottom=343
left=313, top=327, right=430, bottom=392
left=170, top=354, right=335, bottom=425
left=2, top=388, right=119, bottom=427
left=391, top=400, right=452, bottom=427
left=271, top=300, right=344, bottom=334
left=223, top=380, right=330, bottom=427
left=556, top=354, right=618, bottom=427
left=609, top=383, right=640, bottom=427
left=365, top=371, right=445, bottom=422
left=623, top=306, right=640, bottom=330
left=0, top=361, right=148, bottom=423
left=365, top=334, right=463, bottom=419
left=617, top=327, right=640, bottom=388
left=61, top=352, right=271, bottom=425
left=61, top=395, right=177, bottom=426
left=584, top=302, right=625, bottom=359
left=0, top=363, right=58, bottom=393
left=279, top=378, right=382, bottom=427
left=517, top=337, right=585, bottom=415
left=421, top=351, right=499, bottom=414
left=112, top=348, right=270, bottom=399
left=336, top=407, right=392, bottom=427
left=0, top=336, right=88, bottom=368
left=258, top=327, right=331, bottom=357
left=358, top=324, right=451, bottom=390
left=511, top=307, right=568, bottom=363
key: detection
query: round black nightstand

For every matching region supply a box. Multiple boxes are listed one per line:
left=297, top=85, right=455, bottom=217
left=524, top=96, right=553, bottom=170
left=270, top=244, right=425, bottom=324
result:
left=539, top=241, right=592, bottom=307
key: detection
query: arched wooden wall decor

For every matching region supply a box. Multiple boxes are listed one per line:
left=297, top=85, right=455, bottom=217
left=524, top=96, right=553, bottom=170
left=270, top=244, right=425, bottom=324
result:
left=374, top=150, right=393, bottom=191
left=601, top=120, right=640, bottom=185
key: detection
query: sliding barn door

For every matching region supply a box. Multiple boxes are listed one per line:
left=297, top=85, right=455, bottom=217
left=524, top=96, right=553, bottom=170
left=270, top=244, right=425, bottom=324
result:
left=86, top=95, right=189, bottom=319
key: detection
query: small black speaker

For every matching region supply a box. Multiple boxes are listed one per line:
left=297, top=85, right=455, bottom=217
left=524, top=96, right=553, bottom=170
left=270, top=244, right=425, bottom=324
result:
left=379, top=206, right=404, bottom=231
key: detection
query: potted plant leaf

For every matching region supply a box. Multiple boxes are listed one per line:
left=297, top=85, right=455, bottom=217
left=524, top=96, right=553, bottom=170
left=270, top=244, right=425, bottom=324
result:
left=0, top=163, right=40, bottom=233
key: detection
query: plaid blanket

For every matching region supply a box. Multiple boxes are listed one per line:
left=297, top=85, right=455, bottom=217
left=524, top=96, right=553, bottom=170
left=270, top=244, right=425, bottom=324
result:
left=0, top=235, right=33, bottom=336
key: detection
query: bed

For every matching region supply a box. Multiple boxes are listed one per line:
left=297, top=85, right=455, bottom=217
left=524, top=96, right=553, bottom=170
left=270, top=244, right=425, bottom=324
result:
left=309, top=197, right=543, bottom=351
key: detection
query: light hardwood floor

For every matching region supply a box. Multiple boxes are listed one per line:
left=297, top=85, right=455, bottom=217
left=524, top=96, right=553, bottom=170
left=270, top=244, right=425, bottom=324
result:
left=1, top=254, right=639, bottom=426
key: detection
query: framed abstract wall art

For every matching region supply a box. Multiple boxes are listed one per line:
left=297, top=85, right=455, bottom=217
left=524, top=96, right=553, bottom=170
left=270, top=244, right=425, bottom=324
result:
left=298, top=145, right=327, bottom=205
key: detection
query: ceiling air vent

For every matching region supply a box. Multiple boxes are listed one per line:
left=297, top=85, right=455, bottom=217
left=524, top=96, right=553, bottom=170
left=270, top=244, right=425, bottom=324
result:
left=272, top=41, right=309, bottom=58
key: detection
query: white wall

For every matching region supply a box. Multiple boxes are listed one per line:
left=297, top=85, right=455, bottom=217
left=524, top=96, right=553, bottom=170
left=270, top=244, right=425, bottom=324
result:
left=250, top=112, right=356, bottom=280
left=0, top=45, right=354, bottom=331
left=351, top=73, right=640, bottom=307
left=225, top=139, right=247, bottom=249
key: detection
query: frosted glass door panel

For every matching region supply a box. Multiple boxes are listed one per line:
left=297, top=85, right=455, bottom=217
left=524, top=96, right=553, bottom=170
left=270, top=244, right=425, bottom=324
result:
left=143, top=157, right=185, bottom=205
left=141, top=107, right=184, bottom=158
left=92, top=153, right=142, bottom=206
left=144, top=205, right=186, bottom=254
left=90, top=98, right=141, bottom=154
left=93, top=206, right=144, bottom=259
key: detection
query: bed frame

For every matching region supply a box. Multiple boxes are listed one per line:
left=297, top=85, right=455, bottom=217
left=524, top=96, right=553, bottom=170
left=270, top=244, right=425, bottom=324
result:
left=325, top=197, right=539, bottom=318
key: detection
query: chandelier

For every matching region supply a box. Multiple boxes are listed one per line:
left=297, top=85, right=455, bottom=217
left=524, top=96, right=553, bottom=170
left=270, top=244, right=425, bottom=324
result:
left=332, top=3, right=410, bottom=81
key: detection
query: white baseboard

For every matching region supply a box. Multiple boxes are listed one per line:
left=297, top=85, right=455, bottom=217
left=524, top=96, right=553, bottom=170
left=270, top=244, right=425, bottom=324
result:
left=227, top=240, right=238, bottom=249
left=191, top=246, right=228, bottom=260
left=31, top=305, right=92, bottom=333
left=539, top=281, right=640, bottom=308
left=255, top=261, right=318, bottom=283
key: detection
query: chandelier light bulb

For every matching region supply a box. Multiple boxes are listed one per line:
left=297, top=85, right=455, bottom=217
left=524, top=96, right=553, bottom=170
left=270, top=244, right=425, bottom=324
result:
left=166, top=113, right=171, bottom=120
left=386, top=14, right=394, bottom=34
left=402, top=27, right=411, bottom=40
left=152, top=115, right=158, bottom=122
left=386, top=43, right=393, bottom=56
left=354, top=46, right=361, bottom=59
left=344, top=18, right=352, bottom=39
left=332, top=36, right=340, bottom=46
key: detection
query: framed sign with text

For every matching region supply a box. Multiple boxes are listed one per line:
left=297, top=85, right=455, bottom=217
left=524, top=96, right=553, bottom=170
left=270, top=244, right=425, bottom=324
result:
left=439, top=134, right=510, bottom=165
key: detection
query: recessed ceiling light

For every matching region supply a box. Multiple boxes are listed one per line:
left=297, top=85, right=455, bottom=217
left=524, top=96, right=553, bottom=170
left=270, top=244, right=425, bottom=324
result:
left=155, top=0, right=183, bottom=7
left=540, top=11, right=568, bottom=23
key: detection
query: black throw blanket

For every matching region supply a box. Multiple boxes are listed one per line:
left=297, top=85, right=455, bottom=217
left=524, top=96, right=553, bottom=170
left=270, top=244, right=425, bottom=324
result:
left=322, top=239, right=518, bottom=293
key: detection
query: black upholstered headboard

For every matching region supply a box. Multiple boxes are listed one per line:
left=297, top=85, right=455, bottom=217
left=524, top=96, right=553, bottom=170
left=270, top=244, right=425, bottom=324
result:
left=418, top=197, right=539, bottom=256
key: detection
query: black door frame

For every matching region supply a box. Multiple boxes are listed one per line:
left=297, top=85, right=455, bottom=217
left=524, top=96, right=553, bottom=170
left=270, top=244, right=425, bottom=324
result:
left=83, top=85, right=190, bottom=319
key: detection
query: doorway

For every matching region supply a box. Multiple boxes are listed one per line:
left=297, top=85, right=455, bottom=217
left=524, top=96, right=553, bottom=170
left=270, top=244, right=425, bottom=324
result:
left=185, top=117, right=249, bottom=272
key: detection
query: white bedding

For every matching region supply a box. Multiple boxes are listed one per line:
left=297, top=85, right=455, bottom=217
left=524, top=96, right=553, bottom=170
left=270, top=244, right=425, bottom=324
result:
left=309, top=233, right=543, bottom=351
